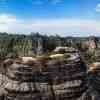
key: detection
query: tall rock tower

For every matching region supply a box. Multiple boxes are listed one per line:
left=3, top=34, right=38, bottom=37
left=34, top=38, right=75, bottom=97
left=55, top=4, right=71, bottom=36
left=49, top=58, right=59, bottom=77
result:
left=88, top=37, right=97, bottom=52
left=37, top=37, right=43, bottom=55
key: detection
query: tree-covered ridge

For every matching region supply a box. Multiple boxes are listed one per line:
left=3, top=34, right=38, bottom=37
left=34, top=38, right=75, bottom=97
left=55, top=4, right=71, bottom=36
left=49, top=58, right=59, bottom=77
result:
left=0, top=32, right=72, bottom=58
left=0, top=32, right=99, bottom=62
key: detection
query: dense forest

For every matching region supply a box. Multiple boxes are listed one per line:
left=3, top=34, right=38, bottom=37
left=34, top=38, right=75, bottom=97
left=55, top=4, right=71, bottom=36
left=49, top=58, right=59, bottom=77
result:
left=0, top=32, right=73, bottom=58
left=0, top=32, right=99, bottom=61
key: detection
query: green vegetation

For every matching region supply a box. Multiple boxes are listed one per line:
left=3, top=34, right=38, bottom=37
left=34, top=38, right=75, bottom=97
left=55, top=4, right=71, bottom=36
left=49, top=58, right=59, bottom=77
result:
left=0, top=33, right=75, bottom=59
left=0, top=32, right=100, bottom=65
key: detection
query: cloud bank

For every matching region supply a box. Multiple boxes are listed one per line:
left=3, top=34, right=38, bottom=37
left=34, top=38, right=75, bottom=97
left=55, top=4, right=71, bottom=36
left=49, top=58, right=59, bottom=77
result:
left=0, top=14, right=99, bottom=36
left=96, top=3, right=100, bottom=12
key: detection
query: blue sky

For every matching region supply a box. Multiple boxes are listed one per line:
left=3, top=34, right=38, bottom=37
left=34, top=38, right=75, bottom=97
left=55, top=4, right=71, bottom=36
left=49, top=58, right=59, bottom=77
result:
left=0, top=0, right=100, bottom=36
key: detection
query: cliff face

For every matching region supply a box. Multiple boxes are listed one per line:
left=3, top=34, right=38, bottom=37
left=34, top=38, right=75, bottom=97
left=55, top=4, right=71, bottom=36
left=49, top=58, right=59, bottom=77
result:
left=0, top=48, right=88, bottom=100
left=0, top=47, right=100, bottom=100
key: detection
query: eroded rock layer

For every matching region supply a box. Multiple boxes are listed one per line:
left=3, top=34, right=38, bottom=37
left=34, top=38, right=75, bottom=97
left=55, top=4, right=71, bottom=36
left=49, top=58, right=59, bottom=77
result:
left=0, top=47, right=88, bottom=100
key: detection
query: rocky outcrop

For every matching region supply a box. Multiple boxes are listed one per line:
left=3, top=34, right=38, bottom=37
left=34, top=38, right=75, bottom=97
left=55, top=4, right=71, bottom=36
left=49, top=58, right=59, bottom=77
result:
left=0, top=47, right=88, bottom=100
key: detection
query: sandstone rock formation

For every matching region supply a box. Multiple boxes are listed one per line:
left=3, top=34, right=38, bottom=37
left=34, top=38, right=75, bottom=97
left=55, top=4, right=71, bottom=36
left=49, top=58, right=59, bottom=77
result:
left=0, top=47, right=89, bottom=100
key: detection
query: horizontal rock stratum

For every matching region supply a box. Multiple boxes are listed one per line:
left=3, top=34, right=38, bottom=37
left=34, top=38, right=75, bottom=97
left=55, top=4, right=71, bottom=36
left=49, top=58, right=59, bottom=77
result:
left=0, top=46, right=100, bottom=100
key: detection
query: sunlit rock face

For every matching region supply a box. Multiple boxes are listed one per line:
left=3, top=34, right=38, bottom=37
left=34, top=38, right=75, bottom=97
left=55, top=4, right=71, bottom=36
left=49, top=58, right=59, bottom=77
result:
left=0, top=74, right=7, bottom=100
left=0, top=47, right=88, bottom=100
left=4, top=62, right=39, bottom=100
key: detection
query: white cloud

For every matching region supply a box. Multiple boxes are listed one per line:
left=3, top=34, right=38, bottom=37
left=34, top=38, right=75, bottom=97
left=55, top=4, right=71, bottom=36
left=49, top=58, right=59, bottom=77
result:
left=96, top=3, right=100, bottom=12
left=0, top=14, right=99, bottom=36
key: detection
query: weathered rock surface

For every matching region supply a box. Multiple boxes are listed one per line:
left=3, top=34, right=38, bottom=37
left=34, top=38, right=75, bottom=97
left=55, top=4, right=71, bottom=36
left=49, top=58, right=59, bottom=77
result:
left=1, top=47, right=100, bottom=100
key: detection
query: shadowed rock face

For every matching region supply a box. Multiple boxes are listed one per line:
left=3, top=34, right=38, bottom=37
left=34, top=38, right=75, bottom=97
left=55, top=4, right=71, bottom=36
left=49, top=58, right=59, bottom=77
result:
left=78, top=69, right=100, bottom=100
